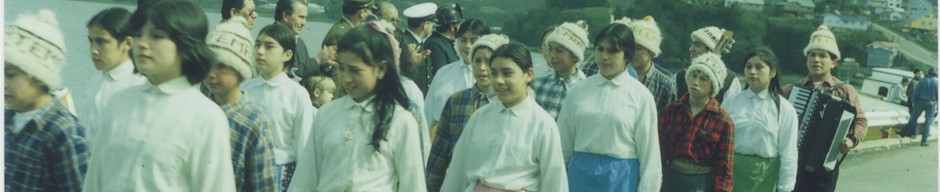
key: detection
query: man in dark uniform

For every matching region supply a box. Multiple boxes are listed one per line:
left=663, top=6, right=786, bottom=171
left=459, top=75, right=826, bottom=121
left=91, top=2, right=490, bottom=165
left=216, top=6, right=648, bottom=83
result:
left=323, top=0, right=375, bottom=49
left=400, top=2, right=437, bottom=94
left=275, top=0, right=321, bottom=80
left=424, top=3, right=463, bottom=77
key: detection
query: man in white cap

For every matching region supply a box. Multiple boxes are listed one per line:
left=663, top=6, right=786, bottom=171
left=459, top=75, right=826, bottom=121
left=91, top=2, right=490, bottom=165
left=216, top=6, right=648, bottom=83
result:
left=532, top=20, right=590, bottom=119
left=400, top=2, right=437, bottom=94
left=204, top=17, right=278, bottom=192
left=5, top=9, right=90, bottom=191
left=76, top=7, right=146, bottom=142
left=783, top=25, right=867, bottom=192
left=675, top=26, right=741, bottom=103
left=628, top=16, right=676, bottom=112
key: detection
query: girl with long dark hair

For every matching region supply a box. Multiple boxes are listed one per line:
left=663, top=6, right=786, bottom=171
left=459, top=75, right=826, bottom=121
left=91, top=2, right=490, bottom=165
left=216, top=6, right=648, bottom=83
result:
left=722, top=48, right=799, bottom=192
left=288, top=21, right=426, bottom=192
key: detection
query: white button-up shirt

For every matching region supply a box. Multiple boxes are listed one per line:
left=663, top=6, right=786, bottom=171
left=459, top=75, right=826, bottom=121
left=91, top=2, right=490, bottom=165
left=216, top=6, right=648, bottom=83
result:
left=241, top=72, right=317, bottom=164
left=74, top=59, right=146, bottom=141
left=289, top=96, right=426, bottom=192
left=556, top=71, right=662, bottom=192
left=441, top=97, right=568, bottom=192
left=402, top=77, right=431, bottom=163
left=425, top=59, right=474, bottom=122
left=84, top=77, right=235, bottom=191
left=721, top=89, right=799, bottom=191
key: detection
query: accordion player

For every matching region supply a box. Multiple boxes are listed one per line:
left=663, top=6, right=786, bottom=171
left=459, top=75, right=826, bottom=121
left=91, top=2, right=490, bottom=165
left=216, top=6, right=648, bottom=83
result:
left=786, top=84, right=858, bottom=173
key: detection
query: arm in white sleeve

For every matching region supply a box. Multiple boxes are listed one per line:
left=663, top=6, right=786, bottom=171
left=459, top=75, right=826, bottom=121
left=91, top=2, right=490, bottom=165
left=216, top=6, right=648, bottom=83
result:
left=424, top=73, right=447, bottom=123
left=539, top=121, right=569, bottom=192
left=191, top=115, right=237, bottom=191
left=776, top=99, right=800, bottom=192
left=394, top=110, right=428, bottom=192
left=556, top=95, right=577, bottom=165
left=636, top=96, right=662, bottom=192
left=287, top=115, right=321, bottom=192
left=293, top=97, right=317, bottom=160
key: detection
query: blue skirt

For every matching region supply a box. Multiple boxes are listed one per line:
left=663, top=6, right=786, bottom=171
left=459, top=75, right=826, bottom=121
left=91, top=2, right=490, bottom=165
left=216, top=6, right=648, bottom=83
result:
left=567, top=152, right=640, bottom=192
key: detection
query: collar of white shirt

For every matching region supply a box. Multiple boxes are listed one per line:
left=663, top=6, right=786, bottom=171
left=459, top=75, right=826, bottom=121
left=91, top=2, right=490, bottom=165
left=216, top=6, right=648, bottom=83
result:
left=407, top=29, right=428, bottom=44
left=346, top=95, right=377, bottom=112
left=144, top=76, right=192, bottom=95
left=262, top=72, right=292, bottom=88
left=497, top=96, right=536, bottom=117
left=747, top=89, right=770, bottom=100
left=104, top=59, right=136, bottom=81
left=597, top=68, right=631, bottom=87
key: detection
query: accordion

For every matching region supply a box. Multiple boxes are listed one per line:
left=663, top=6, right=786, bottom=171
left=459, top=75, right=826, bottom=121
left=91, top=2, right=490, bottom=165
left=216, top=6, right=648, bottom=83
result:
left=787, top=85, right=857, bottom=172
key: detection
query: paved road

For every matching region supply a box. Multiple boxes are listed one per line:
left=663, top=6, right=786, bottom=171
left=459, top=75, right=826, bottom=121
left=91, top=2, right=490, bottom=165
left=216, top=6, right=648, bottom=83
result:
left=837, top=140, right=938, bottom=192
left=871, top=23, right=938, bottom=67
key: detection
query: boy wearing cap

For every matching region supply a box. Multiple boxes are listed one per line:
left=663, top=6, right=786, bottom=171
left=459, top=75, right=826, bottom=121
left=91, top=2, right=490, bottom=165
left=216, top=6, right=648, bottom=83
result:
left=425, top=3, right=463, bottom=76
left=675, top=26, right=741, bottom=103
left=76, top=8, right=146, bottom=142
left=531, top=21, right=590, bottom=119
left=784, top=25, right=867, bottom=192
left=400, top=2, right=437, bottom=94
left=5, top=9, right=90, bottom=192
left=658, top=53, right=734, bottom=192
left=205, top=17, right=278, bottom=192
left=628, top=16, right=677, bottom=112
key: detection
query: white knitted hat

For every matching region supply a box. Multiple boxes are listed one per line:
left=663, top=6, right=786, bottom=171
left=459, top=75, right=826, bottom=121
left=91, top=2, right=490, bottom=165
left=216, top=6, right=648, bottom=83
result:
left=691, top=26, right=733, bottom=54
left=544, top=20, right=590, bottom=64
left=207, top=17, right=254, bottom=79
left=5, top=9, right=66, bottom=91
left=685, top=52, right=727, bottom=97
left=628, top=16, right=662, bottom=57
left=469, top=34, right=510, bottom=63
left=803, top=25, right=841, bottom=60
left=611, top=17, right=633, bottom=27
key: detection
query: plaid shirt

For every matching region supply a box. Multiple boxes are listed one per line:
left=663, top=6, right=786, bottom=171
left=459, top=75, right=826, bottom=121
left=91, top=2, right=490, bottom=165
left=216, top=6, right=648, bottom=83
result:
left=426, top=86, right=496, bottom=192
left=221, top=95, right=278, bottom=192
left=658, top=95, right=734, bottom=192
left=531, top=70, right=587, bottom=119
left=5, top=101, right=89, bottom=192
left=783, top=76, right=869, bottom=147
left=637, top=63, right=677, bottom=112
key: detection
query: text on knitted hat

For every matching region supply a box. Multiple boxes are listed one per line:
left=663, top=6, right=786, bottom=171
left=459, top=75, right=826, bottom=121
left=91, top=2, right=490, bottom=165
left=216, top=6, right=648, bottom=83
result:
left=208, top=31, right=253, bottom=64
left=6, top=29, right=65, bottom=67
left=553, top=25, right=587, bottom=49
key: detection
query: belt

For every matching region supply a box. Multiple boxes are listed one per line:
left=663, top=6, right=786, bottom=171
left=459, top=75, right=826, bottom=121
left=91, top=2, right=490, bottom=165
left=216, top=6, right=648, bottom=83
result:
left=668, top=158, right=714, bottom=175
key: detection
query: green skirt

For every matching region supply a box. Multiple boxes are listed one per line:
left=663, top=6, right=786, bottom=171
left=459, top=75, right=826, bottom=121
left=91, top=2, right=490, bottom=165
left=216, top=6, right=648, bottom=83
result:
left=732, top=153, right=780, bottom=192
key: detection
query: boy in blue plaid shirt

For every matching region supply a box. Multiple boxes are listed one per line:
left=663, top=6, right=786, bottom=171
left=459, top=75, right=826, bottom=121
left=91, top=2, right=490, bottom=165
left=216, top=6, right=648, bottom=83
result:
left=531, top=21, right=591, bottom=119
left=5, top=9, right=90, bottom=192
left=204, top=17, right=278, bottom=192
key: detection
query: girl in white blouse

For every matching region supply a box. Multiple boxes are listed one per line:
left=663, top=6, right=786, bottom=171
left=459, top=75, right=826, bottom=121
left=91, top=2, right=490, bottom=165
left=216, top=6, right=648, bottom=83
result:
left=288, top=21, right=426, bottom=192
left=556, top=20, right=662, bottom=192
left=721, top=48, right=799, bottom=192
left=240, top=24, right=317, bottom=189
left=441, top=42, right=568, bottom=192
left=84, top=1, right=236, bottom=190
